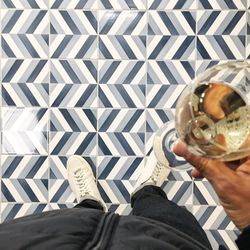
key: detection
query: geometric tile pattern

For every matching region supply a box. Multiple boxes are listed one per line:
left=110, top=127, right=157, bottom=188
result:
left=98, top=179, right=133, bottom=203
left=1, top=10, right=49, bottom=34
left=49, top=179, right=74, bottom=203
left=99, top=0, right=146, bottom=9
left=50, top=132, right=97, bottom=155
left=98, top=133, right=144, bottom=156
left=198, top=0, right=247, bottom=9
left=50, top=84, right=98, bottom=108
left=99, top=11, right=146, bottom=35
left=196, top=60, right=222, bottom=75
left=2, top=108, right=48, bottom=131
left=98, top=156, right=144, bottom=180
left=2, top=34, right=49, bottom=58
left=2, top=131, right=48, bottom=154
left=146, top=84, right=186, bottom=108
left=2, top=108, right=48, bottom=154
left=197, top=10, right=246, bottom=60
left=148, top=35, right=196, bottom=59
left=2, top=155, right=49, bottom=179
left=197, top=11, right=246, bottom=35
left=0, top=2, right=248, bottom=249
left=163, top=181, right=193, bottom=206
left=2, top=83, right=49, bottom=107
left=1, top=203, right=50, bottom=222
left=2, top=59, right=49, bottom=83
left=50, top=60, right=97, bottom=84
left=205, top=230, right=240, bottom=250
left=1, top=156, right=48, bottom=202
left=98, top=109, right=145, bottom=132
left=50, top=11, right=97, bottom=34
left=3, top=0, right=49, bottom=9
left=99, top=61, right=146, bottom=84
left=99, top=85, right=145, bottom=108
left=147, top=61, right=195, bottom=84
left=50, top=35, right=98, bottom=59
left=50, top=109, right=97, bottom=132
left=99, top=35, right=146, bottom=59
left=194, top=181, right=220, bottom=205
left=194, top=205, right=241, bottom=249
left=148, top=11, right=196, bottom=35
left=50, top=0, right=98, bottom=9
left=99, top=11, right=146, bottom=59
left=2, top=179, right=48, bottom=202
left=193, top=206, right=237, bottom=230
left=149, top=0, right=196, bottom=9
left=146, top=109, right=175, bottom=132
left=197, top=36, right=245, bottom=59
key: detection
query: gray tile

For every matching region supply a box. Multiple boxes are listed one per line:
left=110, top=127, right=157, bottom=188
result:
left=50, top=0, right=98, bottom=9
left=149, top=0, right=196, bottom=10
left=99, top=0, right=146, bottom=10
left=1, top=203, right=50, bottom=223
left=148, top=11, right=196, bottom=35
left=2, top=83, right=49, bottom=107
left=2, top=0, right=49, bottom=9
left=1, top=108, right=49, bottom=155
left=50, top=10, right=97, bottom=34
left=1, top=10, right=49, bottom=34
left=198, top=0, right=247, bottom=9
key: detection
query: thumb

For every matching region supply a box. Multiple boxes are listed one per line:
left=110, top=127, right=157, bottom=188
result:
left=173, top=142, right=234, bottom=183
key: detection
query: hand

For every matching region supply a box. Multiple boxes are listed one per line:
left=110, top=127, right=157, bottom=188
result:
left=173, top=142, right=250, bottom=231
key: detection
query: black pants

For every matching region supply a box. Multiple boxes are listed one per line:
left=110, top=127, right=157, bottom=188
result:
left=75, top=185, right=212, bottom=249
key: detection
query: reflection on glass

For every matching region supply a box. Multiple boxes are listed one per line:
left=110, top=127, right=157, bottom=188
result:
left=154, top=62, right=250, bottom=168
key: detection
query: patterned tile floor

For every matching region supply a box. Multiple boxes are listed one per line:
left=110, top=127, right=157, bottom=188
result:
left=1, top=0, right=249, bottom=249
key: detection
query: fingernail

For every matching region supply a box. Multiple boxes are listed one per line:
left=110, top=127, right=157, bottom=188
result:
left=172, top=138, right=181, bottom=147
left=173, top=140, right=188, bottom=156
left=172, top=139, right=183, bottom=150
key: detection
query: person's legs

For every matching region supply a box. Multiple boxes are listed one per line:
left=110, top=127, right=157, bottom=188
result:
left=131, top=149, right=211, bottom=248
left=74, top=199, right=104, bottom=210
left=131, top=185, right=212, bottom=249
left=67, top=156, right=107, bottom=212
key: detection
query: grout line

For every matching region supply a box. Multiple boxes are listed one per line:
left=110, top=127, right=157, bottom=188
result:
left=0, top=3, right=2, bottom=223
left=144, top=0, right=148, bottom=163
left=96, top=7, right=99, bottom=181
left=48, top=3, right=51, bottom=208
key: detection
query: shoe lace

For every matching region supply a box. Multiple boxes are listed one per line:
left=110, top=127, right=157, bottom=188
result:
left=74, top=170, right=91, bottom=197
left=152, top=162, right=164, bottom=184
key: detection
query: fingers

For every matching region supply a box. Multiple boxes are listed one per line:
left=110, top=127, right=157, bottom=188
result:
left=191, top=160, right=243, bottom=179
left=191, top=168, right=203, bottom=178
left=173, top=142, right=234, bottom=182
left=237, top=158, right=250, bottom=176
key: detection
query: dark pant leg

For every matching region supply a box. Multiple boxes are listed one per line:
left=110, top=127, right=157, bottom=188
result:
left=74, top=199, right=104, bottom=211
left=131, top=185, right=212, bottom=249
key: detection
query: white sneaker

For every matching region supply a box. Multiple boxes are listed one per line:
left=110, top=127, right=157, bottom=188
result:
left=67, top=156, right=107, bottom=212
left=132, top=149, right=171, bottom=194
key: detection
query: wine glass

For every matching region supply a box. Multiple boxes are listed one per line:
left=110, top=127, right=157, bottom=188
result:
left=153, top=61, right=250, bottom=171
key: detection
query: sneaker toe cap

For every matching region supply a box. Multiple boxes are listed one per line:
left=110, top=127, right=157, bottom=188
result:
left=67, top=156, right=92, bottom=173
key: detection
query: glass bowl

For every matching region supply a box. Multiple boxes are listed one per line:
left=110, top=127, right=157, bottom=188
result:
left=153, top=61, right=250, bottom=169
